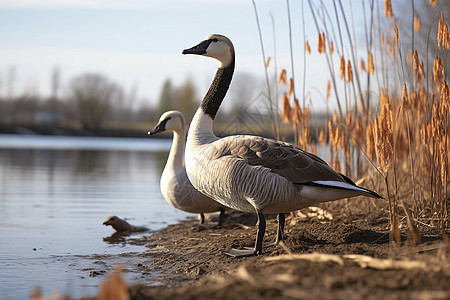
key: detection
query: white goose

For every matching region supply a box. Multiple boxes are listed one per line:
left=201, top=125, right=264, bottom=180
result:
left=149, top=110, right=227, bottom=226
left=182, top=34, right=382, bottom=257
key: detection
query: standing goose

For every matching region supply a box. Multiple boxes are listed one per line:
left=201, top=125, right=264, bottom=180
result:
left=149, top=110, right=227, bottom=226
left=182, top=34, right=382, bottom=257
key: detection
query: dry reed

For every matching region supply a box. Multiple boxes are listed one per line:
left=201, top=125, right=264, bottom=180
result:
left=263, top=0, right=449, bottom=243
left=305, top=40, right=311, bottom=54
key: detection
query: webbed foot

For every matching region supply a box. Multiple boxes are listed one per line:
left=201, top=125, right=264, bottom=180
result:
left=223, top=248, right=258, bottom=257
left=243, top=241, right=278, bottom=250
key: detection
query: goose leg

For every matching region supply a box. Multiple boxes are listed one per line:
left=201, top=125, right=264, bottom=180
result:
left=275, top=213, right=285, bottom=244
left=217, top=208, right=225, bottom=227
left=224, top=211, right=266, bottom=257
left=199, top=213, right=205, bottom=225
left=244, top=212, right=285, bottom=249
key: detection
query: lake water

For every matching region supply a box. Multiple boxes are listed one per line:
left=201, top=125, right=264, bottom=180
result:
left=0, top=134, right=191, bottom=299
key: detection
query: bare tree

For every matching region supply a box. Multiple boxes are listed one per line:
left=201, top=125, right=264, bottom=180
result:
left=157, top=78, right=199, bottom=121
left=68, top=73, right=123, bottom=130
left=174, top=78, right=198, bottom=121
left=157, top=79, right=175, bottom=116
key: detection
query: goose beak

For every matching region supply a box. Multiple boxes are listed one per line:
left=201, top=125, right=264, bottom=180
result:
left=182, top=39, right=213, bottom=55
left=148, top=126, right=163, bottom=135
left=103, top=221, right=109, bottom=226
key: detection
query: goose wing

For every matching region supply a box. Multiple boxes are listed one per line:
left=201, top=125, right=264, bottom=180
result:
left=223, top=135, right=345, bottom=184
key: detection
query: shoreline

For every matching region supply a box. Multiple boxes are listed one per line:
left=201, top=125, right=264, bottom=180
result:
left=85, top=206, right=450, bottom=299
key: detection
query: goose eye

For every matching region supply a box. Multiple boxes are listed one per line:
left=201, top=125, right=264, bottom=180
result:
left=212, top=38, right=218, bottom=42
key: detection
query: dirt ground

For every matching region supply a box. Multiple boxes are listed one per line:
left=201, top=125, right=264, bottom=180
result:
left=92, top=200, right=450, bottom=300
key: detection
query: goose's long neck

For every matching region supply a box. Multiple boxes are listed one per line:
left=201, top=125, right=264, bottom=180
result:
left=201, top=58, right=235, bottom=120
left=167, top=128, right=186, bottom=169
left=189, top=58, right=235, bottom=142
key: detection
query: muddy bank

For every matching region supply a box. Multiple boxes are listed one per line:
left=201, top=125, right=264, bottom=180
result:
left=110, top=204, right=450, bottom=300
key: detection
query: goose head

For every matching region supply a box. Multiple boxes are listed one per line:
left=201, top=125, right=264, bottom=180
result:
left=182, top=34, right=234, bottom=67
left=148, top=110, right=186, bottom=135
left=103, top=215, right=119, bottom=226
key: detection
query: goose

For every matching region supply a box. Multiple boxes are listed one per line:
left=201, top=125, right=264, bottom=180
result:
left=182, top=34, right=382, bottom=257
left=103, top=216, right=149, bottom=232
left=148, top=110, right=228, bottom=226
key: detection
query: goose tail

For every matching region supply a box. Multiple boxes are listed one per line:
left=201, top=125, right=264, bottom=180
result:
left=302, top=180, right=383, bottom=199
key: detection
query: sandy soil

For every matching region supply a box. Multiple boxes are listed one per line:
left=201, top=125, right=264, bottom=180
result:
left=94, top=201, right=450, bottom=300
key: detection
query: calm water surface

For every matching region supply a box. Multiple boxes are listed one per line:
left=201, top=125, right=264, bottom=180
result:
left=0, top=134, right=191, bottom=299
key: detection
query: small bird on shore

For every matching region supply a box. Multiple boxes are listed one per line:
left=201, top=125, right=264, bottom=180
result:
left=103, top=216, right=149, bottom=232
left=148, top=110, right=228, bottom=226
left=182, top=34, right=382, bottom=257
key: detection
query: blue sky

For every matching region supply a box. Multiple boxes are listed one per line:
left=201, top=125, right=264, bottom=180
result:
left=0, top=0, right=368, bottom=112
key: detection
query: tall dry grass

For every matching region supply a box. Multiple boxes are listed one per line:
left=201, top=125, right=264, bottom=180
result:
left=255, top=0, right=449, bottom=242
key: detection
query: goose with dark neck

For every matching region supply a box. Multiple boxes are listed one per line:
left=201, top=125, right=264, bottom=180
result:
left=148, top=111, right=227, bottom=226
left=183, top=34, right=382, bottom=257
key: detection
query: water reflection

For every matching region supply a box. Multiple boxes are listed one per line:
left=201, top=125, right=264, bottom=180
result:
left=103, top=231, right=133, bottom=246
left=0, top=137, right=190, bottom=299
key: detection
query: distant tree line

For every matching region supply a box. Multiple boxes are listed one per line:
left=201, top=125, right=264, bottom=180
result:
left=0, top=68, right=202, bottom=132
left=0, top=67, right=262, bottom=134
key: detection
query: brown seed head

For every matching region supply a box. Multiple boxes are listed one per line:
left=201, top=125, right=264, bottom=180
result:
left=360, top=59, right=366, bottom=73
left=281, top=93, right=292, bottom=123
left=328, top=118, right=335, bottom=147
left=278, top=69, right=287, bottom=85
left=433, top=56, right=444, bottom=84
left=374, top=109, right=394, bottom=174
left=366, top=123, right=376, bottom=160
left=380, top=90, right=390, bottom=107
left=346, top=60, right=353, bottom=82
left=288, top=78, right=294, bottom=98
left=265, top=57, right=271, bottom=68
left=318, top=32, right=326, bottom=54
left=430, top=0, right=437, bottom=7
left=420, top=122, right=430, bottom=145
left=384, top=0, right=394, bottom=17
left=318, top=128, right=326, bottom=145
left=437, top=12, right=450, bottom=49
left=402, top=84, right=409, bottom=109
left=368, top=52, right=374, bottom=75
left=334, top=126, right=342, bottom=151
left=413, top=50, right=419, bottom=74
left=419, top=61, right=425, bottom=78
left=438, top=15, right=444, bottom=46
left=334, top=152, right=341, bottom=173
left=326, top=80, right=331, bottom=100
left=305, top=40, right=311, bottom=54
left=339, top=55, right=345, bottom=79
left=329, top=41, right=334, bottom=55
left=444, top=23, right=450, bottom=49
left=346, top=113, right=353, bottom=128
left=437, top=14, right=450, bottom=49
left=332, top=110, right=338, bottom=124
left=414, top=16, right=420, bottom=32
left=381, top=33, right=385, bottom=47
